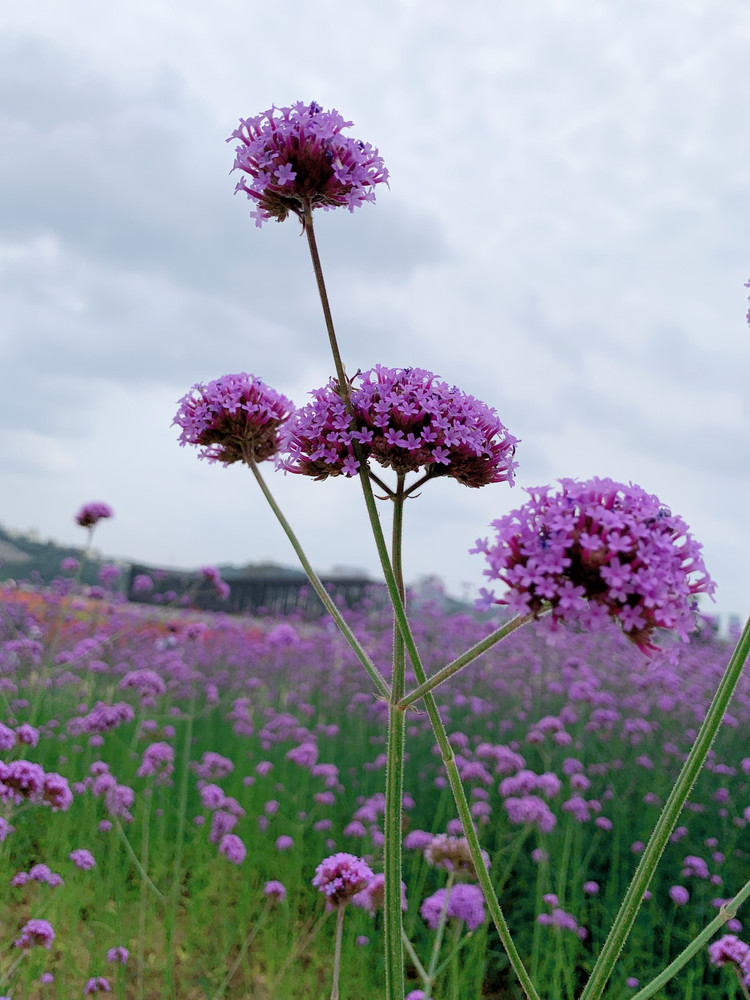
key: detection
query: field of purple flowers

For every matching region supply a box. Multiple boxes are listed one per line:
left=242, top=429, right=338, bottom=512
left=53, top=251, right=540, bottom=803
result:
left=1, top=571, right=748, bottom=999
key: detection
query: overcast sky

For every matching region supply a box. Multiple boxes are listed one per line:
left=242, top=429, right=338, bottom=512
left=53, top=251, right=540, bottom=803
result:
left=1, top=0, right=749, bottom=619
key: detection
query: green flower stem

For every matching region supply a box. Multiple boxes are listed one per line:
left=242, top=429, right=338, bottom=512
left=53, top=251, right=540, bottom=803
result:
left=426, top=872, right=455, bottom=984
left=401, top=929, right=429, bottom=983
left=114, top=817, right=164, bottom=901
left=579, top=612, right=750, bottom=1000
left=270, top=909, right=331, bottom=991
left=302, top=203, right=537, bottom=999
left=356, top=466, right=539, bottom=999
left=398, top=612, right=534, bottom=709
left=330, top=903, right=347, bottom=1000
left=630, top=878, right=750, bottom=1000
left=165, top=701, right=195, bottom=998
left=248, top=458, right=390, bottom=701
left=304, top=206, right=349, bottom=391
left=209, top=898, right=272, bottom=1000
left=384, top=480, right=407, bottom=999
left=302, top=205, right=426, bottom=688
left=438, top=729, right=541, bottom=1000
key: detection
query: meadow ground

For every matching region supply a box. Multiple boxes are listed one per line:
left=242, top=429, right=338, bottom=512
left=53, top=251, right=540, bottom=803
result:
left=1, top=574, right=748, bottom=999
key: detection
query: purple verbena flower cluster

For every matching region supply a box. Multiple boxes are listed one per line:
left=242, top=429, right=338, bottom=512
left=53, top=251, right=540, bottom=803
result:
left=14, top=918, right=55, bottom=950
left=283, top=365, right=518, bottom=488
left=312, top=852, right=374, bottom=906
left=75, top=502, right=113, bottom=529
left=228, top=101, right=388, bottom=227
left=474, top=477, right=714, bottom=651
left=0, top=761, right=73, bottom=811
left=174, top=374, right=293, bottom=466
left=709, top=934, right=750, bottom=987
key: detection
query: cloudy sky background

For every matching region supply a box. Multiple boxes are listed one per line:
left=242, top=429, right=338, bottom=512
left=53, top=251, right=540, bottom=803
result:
left=1, top=0, right=749, bottom=618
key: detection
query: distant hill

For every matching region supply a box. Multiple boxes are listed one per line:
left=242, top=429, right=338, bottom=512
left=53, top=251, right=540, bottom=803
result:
left=0, top=524, right=107, bottom=586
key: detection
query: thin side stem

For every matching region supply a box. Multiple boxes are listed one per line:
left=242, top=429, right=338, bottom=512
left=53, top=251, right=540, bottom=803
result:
left=579, top=612, right=750, bottom=1000
left=426, top=873, right=455, bottom=983
left=249, top=458, right=390, bottom=701
left=402, top=928, right=429, bottom=983
left=209, top=899, right=271, bottom=1000
left=165, top=701, right=195, bottom=998
left=114, top=818, right=164, bottom=901
left=398, top=612, right=534, bottom=708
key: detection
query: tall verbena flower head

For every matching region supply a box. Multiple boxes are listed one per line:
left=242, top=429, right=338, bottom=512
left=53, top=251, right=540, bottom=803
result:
left=75, top=502, right=113, bottom=528
left=229, top=101, right=388, bottom=227
left=174, top=374, right=293, bottom=466
left=473, top=477, right=714, bottom=652
left=283, top=365, right=518, bottom=488
left=312, top=852, right=374, bottom=906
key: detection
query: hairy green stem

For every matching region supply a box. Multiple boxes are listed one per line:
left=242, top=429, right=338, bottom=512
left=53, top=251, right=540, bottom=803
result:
left=304, top=205, right=349, bottom=390
left=248, top=458, right=390, bottom=700
left=579, top=612, right=750, bottom=1000
left=384, top=480, right=407, bottom=999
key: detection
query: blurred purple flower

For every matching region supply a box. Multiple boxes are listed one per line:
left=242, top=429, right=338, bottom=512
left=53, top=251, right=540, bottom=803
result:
left=263, top=880, right=287, bottom=903
left=75, top=503, right=113, bottom=529
left=69, top=849, right=96, bottom=871
left=15, top=919, right=55, bottom=949
left=284, top=365, right=518, bottom=489
left=474, top=477, right=714, bottom=651
left=424, top=833, right=489, bottom=880
left=219, top=834, right=246, bottom=865
left=421, top=883, right=486, bottom=931
left=669, top=885, right=690, bottom=905
left=83, top=977, right=111, bottom=994
left=228, top=101, right=388, bottom=227
left=174, top=373, right=293, bottom=466
left=351, top=873, right=407, bottom=915
left=137, top=742, right=175, bottom=782
left=106, top=946, right=130, bottom=964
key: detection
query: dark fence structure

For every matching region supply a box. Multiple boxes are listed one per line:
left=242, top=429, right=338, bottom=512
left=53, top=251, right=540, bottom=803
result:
left=126, top=564, right=383, bottom=618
